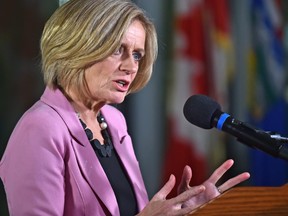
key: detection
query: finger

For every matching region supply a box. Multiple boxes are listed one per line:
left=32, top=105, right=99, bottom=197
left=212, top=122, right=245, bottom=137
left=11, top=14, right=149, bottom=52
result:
left=177, top=165, right=192, bottom=194
left=171, top=200, right=204, bottom=216
left=208, top=159, right=234, bottom=184
left=151, top=174, right=176, bottom=201
left=218, top=172, right=250, bottom=193
left=171, top=185, right=205, bottom=205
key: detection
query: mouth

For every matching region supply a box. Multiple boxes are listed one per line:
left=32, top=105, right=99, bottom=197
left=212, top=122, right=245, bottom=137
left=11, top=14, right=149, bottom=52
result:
left=116, top=80, right=128, bottom=87
left=115, top=79, right=130, bottom=91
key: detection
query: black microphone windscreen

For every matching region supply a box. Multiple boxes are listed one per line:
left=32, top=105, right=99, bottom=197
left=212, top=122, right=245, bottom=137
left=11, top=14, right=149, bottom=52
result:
left=183, top=94, right=221, bottom=129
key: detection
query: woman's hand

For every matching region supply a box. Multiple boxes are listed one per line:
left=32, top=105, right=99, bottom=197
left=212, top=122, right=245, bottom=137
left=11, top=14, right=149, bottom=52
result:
left=137, top=175, right=206, bottom=216
left=138, top=159, right=250, bottom=216
left=177, top=159, right=250, bottom=208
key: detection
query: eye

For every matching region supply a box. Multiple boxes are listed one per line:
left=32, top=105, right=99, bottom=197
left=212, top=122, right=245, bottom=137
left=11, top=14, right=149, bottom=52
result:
left=132, top=52, right=143, bottom=61
left=114, top=46, right=124, bottom=55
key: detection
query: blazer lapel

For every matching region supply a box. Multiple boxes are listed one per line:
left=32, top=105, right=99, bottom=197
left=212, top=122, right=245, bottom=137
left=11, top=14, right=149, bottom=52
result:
left=102, top=107, right=149, bottom=211
left=41, top=87, right=120, bottom=216
left=72, top=139, right=120, bottom=215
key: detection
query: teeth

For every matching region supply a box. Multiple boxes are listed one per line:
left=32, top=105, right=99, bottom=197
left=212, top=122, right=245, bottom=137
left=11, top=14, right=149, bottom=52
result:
left=117, top=81, right=126, bottom=86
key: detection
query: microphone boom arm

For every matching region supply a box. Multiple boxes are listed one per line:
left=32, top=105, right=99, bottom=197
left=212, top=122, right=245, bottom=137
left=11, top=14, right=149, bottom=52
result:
left=213, top=112, right=288, bottom=161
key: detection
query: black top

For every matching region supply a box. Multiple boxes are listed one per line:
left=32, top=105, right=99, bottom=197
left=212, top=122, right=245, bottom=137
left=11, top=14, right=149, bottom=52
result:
left=80, top=118, right=138, bottom=215
left=94, top=140, right=138, bottom=215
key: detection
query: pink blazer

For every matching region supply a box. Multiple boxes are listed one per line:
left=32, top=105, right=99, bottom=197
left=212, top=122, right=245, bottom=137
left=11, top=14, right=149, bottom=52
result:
left=0, top=87, right=149, bottom=215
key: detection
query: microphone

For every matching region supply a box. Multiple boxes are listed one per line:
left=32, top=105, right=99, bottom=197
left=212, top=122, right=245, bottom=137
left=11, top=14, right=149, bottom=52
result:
left=183, top=94, right=288, bottom=161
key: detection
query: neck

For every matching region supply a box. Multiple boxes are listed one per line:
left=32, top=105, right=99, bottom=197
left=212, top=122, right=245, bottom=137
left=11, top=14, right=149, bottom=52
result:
left=62, top=87, right=105, bottom=120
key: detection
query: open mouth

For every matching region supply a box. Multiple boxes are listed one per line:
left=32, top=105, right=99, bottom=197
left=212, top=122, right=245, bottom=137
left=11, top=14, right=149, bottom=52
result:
left=116, top=80, right=128, bottom=87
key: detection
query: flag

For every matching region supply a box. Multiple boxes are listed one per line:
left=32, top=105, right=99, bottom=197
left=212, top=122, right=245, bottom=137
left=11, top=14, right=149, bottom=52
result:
left=163, top=0, right=233, bottom=197
left=248, top=0, right=288, bottom=186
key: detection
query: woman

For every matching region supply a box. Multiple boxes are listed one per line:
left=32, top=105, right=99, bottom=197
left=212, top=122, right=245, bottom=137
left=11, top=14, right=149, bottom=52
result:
left=0, top=0, right=250, bottom=215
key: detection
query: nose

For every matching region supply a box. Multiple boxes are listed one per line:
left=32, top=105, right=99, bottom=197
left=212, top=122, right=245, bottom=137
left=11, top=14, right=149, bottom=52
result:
left=120, top=55, right=138, bottom=74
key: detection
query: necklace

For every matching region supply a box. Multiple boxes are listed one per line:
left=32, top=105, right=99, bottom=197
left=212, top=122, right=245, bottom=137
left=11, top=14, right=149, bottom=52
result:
left=79, top=112, right=113, bottom=157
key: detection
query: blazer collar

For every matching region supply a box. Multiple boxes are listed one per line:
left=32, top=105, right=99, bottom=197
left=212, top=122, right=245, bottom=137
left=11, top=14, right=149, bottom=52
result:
left=102, top=108, right=149, bottom=210
left=40, top=87, right=120, bottom=215
left=40, top=87, right=148, bottom=213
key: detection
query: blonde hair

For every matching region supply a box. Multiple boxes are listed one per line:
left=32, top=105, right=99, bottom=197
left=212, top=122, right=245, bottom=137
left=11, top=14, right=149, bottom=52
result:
left=40, top=0, right=158, bottom=98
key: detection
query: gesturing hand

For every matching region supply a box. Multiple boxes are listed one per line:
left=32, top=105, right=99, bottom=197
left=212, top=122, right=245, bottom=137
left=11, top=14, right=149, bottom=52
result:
left=177, top=159, right=250, bottom=209
left=137, top=174, right=206, bottom=216
left=138, top=159, right=250, bottom=216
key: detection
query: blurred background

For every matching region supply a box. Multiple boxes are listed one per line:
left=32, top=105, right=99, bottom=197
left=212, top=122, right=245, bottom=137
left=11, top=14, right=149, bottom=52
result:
left=1, top=0, right=288, bottom=214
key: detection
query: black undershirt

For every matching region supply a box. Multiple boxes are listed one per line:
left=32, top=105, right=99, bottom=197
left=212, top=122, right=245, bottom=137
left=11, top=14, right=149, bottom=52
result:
left=94, top=141, right=138, bottom=215
left=80, top=117, right=138, bottom=215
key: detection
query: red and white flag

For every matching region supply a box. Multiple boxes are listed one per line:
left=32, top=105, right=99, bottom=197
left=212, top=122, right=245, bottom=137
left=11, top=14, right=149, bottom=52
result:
left=163, top=0, right=233, bottom=197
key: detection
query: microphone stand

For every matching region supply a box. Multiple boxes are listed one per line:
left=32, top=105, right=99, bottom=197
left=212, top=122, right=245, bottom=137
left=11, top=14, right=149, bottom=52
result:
left=233, top=122, right=288, bottom=162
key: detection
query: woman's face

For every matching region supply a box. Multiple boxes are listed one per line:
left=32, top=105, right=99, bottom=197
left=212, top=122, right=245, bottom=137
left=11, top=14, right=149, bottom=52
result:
left=85, top=20, right=146, bottom=105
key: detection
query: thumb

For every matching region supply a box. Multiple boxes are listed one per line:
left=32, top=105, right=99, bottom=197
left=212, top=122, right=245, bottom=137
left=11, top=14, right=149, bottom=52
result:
left=151, top=174, right=176, bottom=201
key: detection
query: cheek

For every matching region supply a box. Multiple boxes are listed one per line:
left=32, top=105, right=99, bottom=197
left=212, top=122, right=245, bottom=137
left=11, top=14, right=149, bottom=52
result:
left=85, top=74, right=102, bottom=95
left=86, top=69, right=106, bottom=87
left=131, top=73, right=137, bottom=82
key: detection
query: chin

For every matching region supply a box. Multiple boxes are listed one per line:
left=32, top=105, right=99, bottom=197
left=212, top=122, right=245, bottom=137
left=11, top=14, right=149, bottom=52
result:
left=109, top=96, right=126, bottom=104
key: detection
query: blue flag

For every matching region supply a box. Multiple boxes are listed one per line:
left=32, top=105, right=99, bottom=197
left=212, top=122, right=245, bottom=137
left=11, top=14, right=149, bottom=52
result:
left=248, top=0, right=288, bottom=186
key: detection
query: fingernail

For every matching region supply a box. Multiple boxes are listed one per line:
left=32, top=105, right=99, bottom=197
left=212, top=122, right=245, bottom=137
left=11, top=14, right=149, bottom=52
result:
left=169, top=174, right=175, bottom=180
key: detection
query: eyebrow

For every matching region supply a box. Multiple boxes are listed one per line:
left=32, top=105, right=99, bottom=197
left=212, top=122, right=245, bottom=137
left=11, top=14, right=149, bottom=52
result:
left=135, top=49, right=145, bottom=57
left=121, top=42, right=145, bottom=55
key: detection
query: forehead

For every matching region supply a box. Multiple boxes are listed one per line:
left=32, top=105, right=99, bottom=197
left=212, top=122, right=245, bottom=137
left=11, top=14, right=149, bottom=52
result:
left=122, top=20, right=146, bottom=47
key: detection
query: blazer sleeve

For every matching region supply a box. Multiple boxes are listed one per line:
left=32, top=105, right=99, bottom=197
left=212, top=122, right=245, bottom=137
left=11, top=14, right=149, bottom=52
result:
left=0, top=105, right=67, bottom=216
